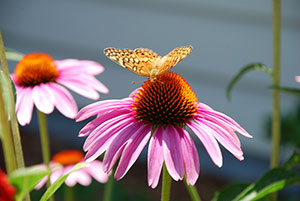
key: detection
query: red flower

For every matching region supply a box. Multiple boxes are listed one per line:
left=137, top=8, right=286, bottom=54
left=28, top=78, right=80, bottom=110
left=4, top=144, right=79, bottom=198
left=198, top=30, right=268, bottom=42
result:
left=0, top=170, right=16, bottom=201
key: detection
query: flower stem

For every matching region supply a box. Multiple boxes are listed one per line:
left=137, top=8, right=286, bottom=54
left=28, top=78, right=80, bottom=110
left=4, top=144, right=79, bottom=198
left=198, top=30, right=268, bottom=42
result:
left=270, top=0, right=281, bottom=170
left=103, top=168, right=115, bottom=201
left=37, top=110, right=51, bottom=166
left=64, top=185, right=74, bottom=201
left=270, top=0, right=281, bottom=200
left=36, top=110, right=54, bottom=201
left=0, top=84, right=17, bottom=173
left=161, top=164, right=172, bottom=201
left=184, top=179, right=202, bottom=201
left=0, top=31, right=26, bottom=170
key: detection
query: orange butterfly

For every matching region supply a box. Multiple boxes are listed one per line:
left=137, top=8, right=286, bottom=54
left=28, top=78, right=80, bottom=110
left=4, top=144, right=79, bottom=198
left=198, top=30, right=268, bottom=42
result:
left=104, top=45, right=192, bottom=82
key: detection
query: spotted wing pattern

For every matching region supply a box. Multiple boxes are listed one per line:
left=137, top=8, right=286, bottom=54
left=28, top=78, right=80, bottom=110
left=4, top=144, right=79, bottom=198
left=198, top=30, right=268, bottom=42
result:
left=104, top=48, right=158, bottom=77
left=104, top=46, right=192, bottom=79
left=159, top=45, right=193, bottom=74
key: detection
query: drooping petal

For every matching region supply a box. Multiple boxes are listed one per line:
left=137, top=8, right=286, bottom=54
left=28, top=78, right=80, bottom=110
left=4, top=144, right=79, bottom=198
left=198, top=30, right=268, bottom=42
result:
left=84, top=113, right=134, bottom=151
left=148, top=125, right=164, bottom=188
left=77, top=75, right=108, bottom=94
left=200, top=109, right=252, bottom=138
left=16, top=87, right=34, bottom=126
left=196, top=119, right=244, bottom=160
left=65, top=170, right=92, bottom=187
left=84, top=119, right=135, bottom=162
left=87, top=160, right=109, bottom=183
left=76, top=98, right=133, bottom=121
left=162, top=125, right=184, bottom=181
left=55, top=59, right=104, bottom=75
left=32, top=84, right=55, bottom=114
left=176, top=127, right=200, bottom=185
left=79, top=109, right=131, bottom=137
left=115, top=124, right=151, bottom=180
left=50, top=168, right=64, bottom=184
left=56, top=76, right=100, bottom=100
left=34, top=177, right=48, bottom=190
left=15, top=86, right=26, bottom=113
left=103, top=122, right=145, bottom=173
left=48, top=83, right=78, bottom=119
left=187, top=121, right=223, bottom=167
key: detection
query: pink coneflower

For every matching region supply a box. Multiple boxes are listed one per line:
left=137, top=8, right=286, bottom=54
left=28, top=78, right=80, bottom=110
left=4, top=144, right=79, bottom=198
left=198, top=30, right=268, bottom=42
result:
left=35, top=150, right=109, bottom=189
left=296, top=76, right=300, bottom=83
left=76, top=72, right=252, bottom=188
left=11, top=53, right=108, bottom=126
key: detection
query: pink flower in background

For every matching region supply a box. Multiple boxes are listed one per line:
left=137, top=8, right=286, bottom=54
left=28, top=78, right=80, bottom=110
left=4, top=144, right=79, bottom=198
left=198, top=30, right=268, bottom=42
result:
left=76, top=72, right=252, bottom=188
left=296, top=76, right=300, bottom=83
left=11, top=53, right=108, bottom=126
left=35, top=150, right=109, bottom=189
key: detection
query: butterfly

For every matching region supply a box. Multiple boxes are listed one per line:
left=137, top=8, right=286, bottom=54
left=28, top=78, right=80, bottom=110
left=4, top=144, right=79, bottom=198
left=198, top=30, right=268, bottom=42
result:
left=104, top=45, right=192, bottom=82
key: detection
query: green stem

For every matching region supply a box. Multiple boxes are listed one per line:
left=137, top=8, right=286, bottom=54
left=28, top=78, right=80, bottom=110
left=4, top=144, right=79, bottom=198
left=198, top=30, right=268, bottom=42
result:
left=64, top=185, right=74, bottom=201
left=270, top=0, right=281, bottom=169
left=0, top=83, right=17, bottom=173
left=161, top=164, right=172, bottom=201
left=0, top=31, right=26, bottom=170
left=270, top=0, right=281, bottom=200
left=36, top=110, right=54, bottom=201
left=37, top=110, right=51, bottom=166
left=103, top=168, right=115, bottom=201
left=184, top=179, right=202, bottom=201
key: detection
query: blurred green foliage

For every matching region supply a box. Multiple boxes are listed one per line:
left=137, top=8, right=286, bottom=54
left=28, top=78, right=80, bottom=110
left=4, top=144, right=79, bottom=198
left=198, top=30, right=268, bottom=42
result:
left=265, top=102, right=300, bottom=145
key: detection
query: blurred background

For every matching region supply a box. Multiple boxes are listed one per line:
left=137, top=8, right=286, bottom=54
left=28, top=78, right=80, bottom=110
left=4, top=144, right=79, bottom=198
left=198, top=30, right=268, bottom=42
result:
left=0, top=0, right=299, bottom=200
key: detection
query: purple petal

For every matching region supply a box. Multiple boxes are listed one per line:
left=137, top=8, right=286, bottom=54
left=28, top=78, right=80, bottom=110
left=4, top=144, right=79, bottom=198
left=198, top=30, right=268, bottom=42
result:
left=15, top=86, right=26, bottom=113
left=196, top=119, right=244, bottom=160
left=65, top=169, right=92, bottom=186
left=35, top=177, right=47, bottom=190
left=84, top=120, right=135, bottom=163
left=162, top=125, right=184, bottom=181
left=200, top=110, right=252, bottom=138
left=84, top=113, right=134, bottom=151
left=103, top=122, right=145, bottom=173
left=187, top=121, right=223, bottom=167
left=79, top=75, right=108, bottom=94
left=87, top=160, right=110, bottom=183
left=48, top=83, right=78, bottom=119
left=148, top=125, right=164, bottom=188
left=32, top=84, right=55, bottom=114
left=56, top=76, right=100, bottom=100
left=115, top=124, right=151, bottom=180
left=16, top=87, right=34, bottom=126
left=79, top=109, right=131, bottom=137
left=50, top=168, right=64, bottom=184
left=76, top=98, right=133, bottom=121
left=176, top=127, right=200, bottom=185
left=55, top=59, right=104, bottom=75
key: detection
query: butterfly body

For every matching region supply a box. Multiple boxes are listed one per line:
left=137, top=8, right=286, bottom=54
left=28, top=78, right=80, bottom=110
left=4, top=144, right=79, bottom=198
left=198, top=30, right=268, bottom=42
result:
left=104, top=45, right=192, bottom=82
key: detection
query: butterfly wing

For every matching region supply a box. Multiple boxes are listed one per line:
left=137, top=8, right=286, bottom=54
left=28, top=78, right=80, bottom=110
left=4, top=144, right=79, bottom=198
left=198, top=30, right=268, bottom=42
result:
left=104, top=48, right=158, bottom=77
left=159, top=45, right=192, bottom=74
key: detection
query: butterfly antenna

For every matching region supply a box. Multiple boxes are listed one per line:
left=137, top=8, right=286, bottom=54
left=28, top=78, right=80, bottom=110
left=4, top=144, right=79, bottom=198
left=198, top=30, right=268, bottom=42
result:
left=132, top=80, right=146, bottom=84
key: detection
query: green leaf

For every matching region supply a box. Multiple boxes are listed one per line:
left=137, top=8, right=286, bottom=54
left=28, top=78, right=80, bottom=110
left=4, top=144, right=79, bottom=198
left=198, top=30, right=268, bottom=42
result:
left=226, top=63, right=272, bottom=101
left=5, top=48, right=24, bottom=61
left=271, top=86, right=300, bottom=97
left=0, top=70, right=16, bottom=115
left=40, top=162, right=88, bottom=201
left=283, top=141, right=300, bottom=170
left=9, top=166, right=51, bottom=201
left=213, top=168, right=300, bottom=201
left=212, top=183, right=251, bottom=201
left=240, top=168, right=300, bottom=201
